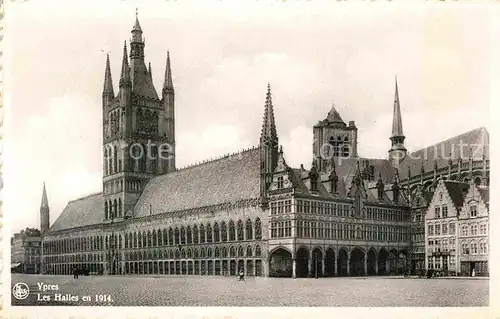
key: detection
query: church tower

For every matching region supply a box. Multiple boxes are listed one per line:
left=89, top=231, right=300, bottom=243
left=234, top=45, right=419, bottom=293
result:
left=388, top=77, right=407, bottom=168
left=260, top=84, right=279, bottom=207
left=40, top=182, right=50, bottom=234
left=313, top=103, right=358, bottom=172
left=102, top=12, right=175, bottom=221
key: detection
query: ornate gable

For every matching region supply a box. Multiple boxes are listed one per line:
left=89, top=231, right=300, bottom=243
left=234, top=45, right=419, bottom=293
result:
left=269, top=147, right=293, bottom=192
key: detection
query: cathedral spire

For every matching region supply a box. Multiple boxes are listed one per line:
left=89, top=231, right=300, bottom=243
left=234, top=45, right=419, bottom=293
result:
left=40, top=182, right=50, bottom=234
left=163, top=51, right=173, bottom=90
left=260, top=83, right=278, bottom=145
left=119, top=41, right=131, bottom=86
left=392, top=76, right=404, bottom=138
left=41, top=182, right=48, bottom=209
left=388, top=76, right=407, bottom=167
left=103, top=54, right=114, bottom=96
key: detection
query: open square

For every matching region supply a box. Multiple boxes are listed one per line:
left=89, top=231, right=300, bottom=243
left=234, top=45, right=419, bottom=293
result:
left=11, top=274, right=488, bottom=307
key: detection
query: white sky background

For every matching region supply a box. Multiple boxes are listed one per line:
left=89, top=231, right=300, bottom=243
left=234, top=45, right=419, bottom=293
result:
left=3, top=0, right=493, bottom=233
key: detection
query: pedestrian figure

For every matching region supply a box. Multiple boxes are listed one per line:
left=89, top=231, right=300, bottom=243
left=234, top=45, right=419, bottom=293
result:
left=238, top=268, right=245, bottom=282
left=72, top=266, right=79, bottom=279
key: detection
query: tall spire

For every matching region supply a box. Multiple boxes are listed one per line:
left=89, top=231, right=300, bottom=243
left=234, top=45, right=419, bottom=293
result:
left=388, top=76, right=407, bottom=167
left=40, top=182, right=50, bottom=235
left=41, top=182, right=48, bottom=208
left=119, top=41, right=130, bottom=86
left=260, top=83, right=278, bottom=145
left=132, top=8, right=143, bottom=41
left=103, top=54, right=114, bottom=96
left=163, top=51, right=173, bottom=90
left=392, top=76, right=404, bottom=137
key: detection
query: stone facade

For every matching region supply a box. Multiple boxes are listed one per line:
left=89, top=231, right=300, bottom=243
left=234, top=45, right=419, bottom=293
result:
left=424, top=179, right=489, bottom=276
left=39, top=14, right=489, bottom=278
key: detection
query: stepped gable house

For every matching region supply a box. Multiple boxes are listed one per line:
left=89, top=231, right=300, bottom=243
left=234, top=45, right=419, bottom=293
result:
left=39, top=14, right=489, bottom=278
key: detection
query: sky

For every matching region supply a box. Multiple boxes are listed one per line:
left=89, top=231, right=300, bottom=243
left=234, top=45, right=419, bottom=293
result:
left=3, top=0, right=495, bottom=234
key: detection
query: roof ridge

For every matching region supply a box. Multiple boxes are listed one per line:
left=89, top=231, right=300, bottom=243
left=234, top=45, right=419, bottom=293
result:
left=173, top=145, right=260, bottom=173
left=410, top=127, right=488, bottom=156
left=68, top=192, right=103, bottom=203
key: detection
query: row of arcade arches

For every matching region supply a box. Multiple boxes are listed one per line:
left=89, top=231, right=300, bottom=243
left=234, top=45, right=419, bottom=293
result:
left=269, top=246, right=408, bottom=277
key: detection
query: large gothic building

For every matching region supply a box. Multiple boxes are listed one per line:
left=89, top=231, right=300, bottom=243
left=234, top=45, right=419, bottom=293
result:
left=39, top=15, right=489, bottom=278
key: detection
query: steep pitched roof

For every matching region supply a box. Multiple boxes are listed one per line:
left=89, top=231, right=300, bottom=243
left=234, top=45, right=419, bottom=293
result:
left=131, top=60, right=159, bottom=99
left=443, top=181, right=469, bottom=210
left=49, top=193, right=104, bottom=233
left=400, top=127, right=489, bottom=180
left=134, top=147, right=261, bottom=217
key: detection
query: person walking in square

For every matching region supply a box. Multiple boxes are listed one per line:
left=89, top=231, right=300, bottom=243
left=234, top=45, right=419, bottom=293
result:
left=238, top=268, right=245, bottom=282
left=72, top=266, right=79, bottom=279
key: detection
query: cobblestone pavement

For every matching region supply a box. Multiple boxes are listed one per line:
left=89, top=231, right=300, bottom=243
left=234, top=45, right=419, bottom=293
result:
left=10, top=274, right=488, bottom=307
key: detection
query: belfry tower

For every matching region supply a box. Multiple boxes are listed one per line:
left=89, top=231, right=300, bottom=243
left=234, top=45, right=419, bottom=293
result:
left=101, top=12, right=176, bottom=220
left=388, top=77, right=407, bottom=168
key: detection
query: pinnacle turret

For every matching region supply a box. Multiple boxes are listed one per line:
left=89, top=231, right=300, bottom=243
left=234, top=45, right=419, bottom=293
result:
left=119, top=41, right=131, bottom=86
left=103, top=54, right=114, bottom=96
left=163, top=51, right=174, bottom=90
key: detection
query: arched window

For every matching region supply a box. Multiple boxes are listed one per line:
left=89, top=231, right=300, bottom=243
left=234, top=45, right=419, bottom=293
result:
left=113, top=199, right=118, bottom=219
left=181, top=227, right=186, bottom=245
left=193, top=225, right=199, bottom=244
left=187, top=226, right=192, bottom=244
left=229, top=220, right=236, bottom=241
left=230, top=246, right=236, bottom=257
left=147, top=231, right=152, bottom=247
left=104, top=148, right=108, bottom=175
left=213, top=223, right=220, bottom=242
left=137, top=232, right=142, bottom=248
left=157, top=229, right=162, bottom=246
left=200, top=224, right=206, bottom=243
left=222, top=247, right=228, bottom=258
left=163, top=229, right=168, bottom=246
left=124, top=234, right=128, bottom=248
left=175, top=228, right=180, bottom=245
left=168, top=228, right=173, bottom=245
left=113, top=146, right=118, bottom=174
left=255, top=218, right=262, bottom=240
left=237, top=220, right=244, bottom=241
left=118, top=198, right=122, bottom=217
left=152, top=229, right=157, bottom=246
left=246, top=219, right=253, bottom=240
left=207, top=247, right=212, bottom=258
left=238, top=246, right=244, bottom=257
left=187, top=249, right=192, bottom=259
left=194, top=248, right=199, bottom=258
left=201, top=247, right=206, bottom=258
left=104, top=202, right=108, bottom=219
left=221, top=222, right=228, bottom=242
left=215, top=247, right=220, bottom=258
left=255, top=245, right=262, bottom=257
left=142, top=231, right=147, bottom=247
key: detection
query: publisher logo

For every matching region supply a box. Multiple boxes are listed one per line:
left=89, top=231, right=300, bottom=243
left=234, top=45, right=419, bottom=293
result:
left=12, top=283, right=30, bottom=300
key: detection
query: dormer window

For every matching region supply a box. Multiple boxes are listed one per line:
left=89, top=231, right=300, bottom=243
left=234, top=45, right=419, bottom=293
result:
left=470, top=205, right=477, bottom=217
left=277, top=176, right=284, bottom=189
left=439, top=192, right=443, bottom=201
